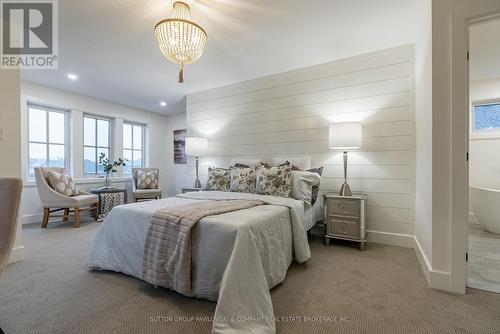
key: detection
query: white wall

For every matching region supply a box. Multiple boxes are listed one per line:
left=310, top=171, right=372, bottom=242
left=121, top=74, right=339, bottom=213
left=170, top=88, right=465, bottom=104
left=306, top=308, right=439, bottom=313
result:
left=164, top=112, right=188, bottom=195
left=0, top=69, right=24, bottom=264
left=186, top=46, right=416, bottom=247
left=413, top=0, right=433, bottom=283
left=469, top=78, right=500, bottom=189
left=20, top=82, right=171, bottom=224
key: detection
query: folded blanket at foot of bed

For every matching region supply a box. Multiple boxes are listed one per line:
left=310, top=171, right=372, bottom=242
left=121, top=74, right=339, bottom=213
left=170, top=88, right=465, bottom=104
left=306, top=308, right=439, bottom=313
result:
left=141, top=199, right=266, bottom=293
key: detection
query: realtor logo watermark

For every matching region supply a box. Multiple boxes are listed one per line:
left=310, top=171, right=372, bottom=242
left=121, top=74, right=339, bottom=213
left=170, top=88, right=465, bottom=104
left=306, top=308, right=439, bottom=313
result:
left=1, top=0, right=58, bottom=69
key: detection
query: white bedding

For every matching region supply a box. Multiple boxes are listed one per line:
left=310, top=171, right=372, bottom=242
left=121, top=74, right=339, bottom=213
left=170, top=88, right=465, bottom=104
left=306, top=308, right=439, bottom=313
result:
left=88, top=191, right=312, bottom=334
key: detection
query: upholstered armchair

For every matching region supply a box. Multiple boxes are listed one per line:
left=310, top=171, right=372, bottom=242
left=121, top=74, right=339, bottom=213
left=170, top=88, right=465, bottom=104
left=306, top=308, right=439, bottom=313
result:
left=0, top=178, right=22, bottom=277
left=34, top=167, right=99, bottom=228
left=132, top=168, right=162, bottom=202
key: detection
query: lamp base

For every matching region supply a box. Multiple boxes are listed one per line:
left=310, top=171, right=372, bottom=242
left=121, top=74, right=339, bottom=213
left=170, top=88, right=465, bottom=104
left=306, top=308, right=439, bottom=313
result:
left=339, top=182, right=352, bottom=196
left=194, top=179, right=202, bottom=189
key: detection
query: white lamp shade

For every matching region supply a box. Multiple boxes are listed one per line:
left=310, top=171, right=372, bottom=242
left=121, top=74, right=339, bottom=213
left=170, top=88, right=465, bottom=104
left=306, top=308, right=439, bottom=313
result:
left=185, top=137, right=208, bottom=157
left=329, top=122, right=362, bottom=150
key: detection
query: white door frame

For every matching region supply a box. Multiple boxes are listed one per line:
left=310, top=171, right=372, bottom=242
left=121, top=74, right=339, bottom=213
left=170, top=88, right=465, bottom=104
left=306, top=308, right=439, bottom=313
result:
left=449, top=7, right=500, bottom=293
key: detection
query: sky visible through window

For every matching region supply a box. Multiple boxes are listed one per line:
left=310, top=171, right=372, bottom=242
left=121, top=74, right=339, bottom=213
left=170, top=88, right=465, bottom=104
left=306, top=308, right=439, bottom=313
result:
left=473, top=104, right=500, bottom=132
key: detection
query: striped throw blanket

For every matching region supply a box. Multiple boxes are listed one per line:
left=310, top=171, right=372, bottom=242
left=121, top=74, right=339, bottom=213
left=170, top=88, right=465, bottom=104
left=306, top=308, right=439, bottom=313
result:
left=142, top=199, right=266, bottom=294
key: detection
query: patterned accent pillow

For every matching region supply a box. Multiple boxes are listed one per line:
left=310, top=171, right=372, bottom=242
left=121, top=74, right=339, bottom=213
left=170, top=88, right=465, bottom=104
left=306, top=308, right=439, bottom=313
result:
left=229, top=167, right=256, bottom=193
left=136, top=170, right=159, bottom=189
left=278, top=161, right=300, bottom=170
left=205, top=167, right=230, bottom=191
left=256, top=165, right=292, bottom=198
left=47, top=171, right=79, bottom=197
left=307, top=167, right=324, bottom=205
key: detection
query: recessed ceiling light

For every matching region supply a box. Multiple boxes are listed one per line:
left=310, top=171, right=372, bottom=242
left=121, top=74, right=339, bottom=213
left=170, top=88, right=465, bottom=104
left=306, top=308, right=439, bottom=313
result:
left=67, top=73, right=78, bottom=81
left=160, top=101, right=167, bottom=107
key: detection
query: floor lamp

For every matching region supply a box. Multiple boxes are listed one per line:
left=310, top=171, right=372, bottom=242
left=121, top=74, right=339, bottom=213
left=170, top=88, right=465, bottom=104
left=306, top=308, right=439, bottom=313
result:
left=329, top=122, right=362, bottom=196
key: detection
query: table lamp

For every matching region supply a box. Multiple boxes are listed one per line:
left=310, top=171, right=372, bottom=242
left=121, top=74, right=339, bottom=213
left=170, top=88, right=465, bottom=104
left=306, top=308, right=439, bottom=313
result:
left=329, top=122, right=362, bottom=196
left=185, top=137, right=208, bottom=189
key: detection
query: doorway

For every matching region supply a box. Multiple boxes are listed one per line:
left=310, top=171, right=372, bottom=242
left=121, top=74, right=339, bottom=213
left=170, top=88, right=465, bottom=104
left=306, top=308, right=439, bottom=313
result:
left=467, top=18, right=500, bottom=293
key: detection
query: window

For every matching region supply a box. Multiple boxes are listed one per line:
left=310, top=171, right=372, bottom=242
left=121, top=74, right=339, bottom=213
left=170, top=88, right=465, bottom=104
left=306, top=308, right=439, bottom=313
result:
left=123, top=122, right=145, bottom=173
left=83, top=116, right=111, bottom=174
left=472, top=103, right=500, bottom=134
left=28, top=105, right=68, bottom=176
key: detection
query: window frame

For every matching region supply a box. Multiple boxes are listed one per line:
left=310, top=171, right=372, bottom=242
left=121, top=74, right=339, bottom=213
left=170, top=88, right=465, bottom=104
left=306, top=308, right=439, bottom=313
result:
left=122, top=121, right=146, bottom=174
left=27, top=103, right=70, bottom=177
left=471, top=99, right=500, bottom=140
left=83, top=114, right=113, bottom=175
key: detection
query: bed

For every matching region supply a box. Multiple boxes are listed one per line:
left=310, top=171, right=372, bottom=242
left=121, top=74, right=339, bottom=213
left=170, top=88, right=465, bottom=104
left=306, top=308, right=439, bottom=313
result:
left=88, top=190, right=323, bottom=334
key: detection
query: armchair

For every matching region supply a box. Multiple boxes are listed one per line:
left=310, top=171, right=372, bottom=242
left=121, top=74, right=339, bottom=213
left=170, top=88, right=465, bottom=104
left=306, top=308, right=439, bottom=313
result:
left=34, top=167, right=98, bottom=228
left=132, top=168, right=162, bottom=202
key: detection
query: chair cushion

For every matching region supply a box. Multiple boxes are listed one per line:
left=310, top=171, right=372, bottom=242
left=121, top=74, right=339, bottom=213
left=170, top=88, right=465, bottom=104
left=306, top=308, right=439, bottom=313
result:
left=134, top=189, right=162, bottom=198
left=47, top=171, right=79, bottom=197
left=71, top=194, right=99, bottom=206
left=136, top=170, right=159, bottom=189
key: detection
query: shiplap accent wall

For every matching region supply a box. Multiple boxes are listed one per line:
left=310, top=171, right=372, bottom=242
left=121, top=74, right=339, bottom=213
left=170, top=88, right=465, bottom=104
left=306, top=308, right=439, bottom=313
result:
left=186, top=45, right=415, bottom=244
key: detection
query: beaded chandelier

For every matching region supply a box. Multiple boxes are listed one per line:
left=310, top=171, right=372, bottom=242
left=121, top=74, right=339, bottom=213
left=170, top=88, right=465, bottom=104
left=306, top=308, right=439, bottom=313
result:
left=154, top=1, right=207, bottom=83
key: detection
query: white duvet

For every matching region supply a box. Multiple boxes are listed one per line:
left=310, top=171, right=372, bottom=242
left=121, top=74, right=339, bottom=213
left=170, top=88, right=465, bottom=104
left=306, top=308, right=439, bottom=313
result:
left=88, top=191, right=312, bottom=334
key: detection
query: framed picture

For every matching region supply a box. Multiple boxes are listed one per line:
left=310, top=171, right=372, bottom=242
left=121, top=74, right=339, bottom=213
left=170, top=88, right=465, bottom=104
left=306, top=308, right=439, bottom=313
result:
left=174, top=129, right=187, bottom=164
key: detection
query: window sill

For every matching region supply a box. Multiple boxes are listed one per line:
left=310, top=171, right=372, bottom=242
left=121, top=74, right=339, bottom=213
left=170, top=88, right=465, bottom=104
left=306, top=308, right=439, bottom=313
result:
left=470, top=132, right=500, bottom=140
left=23, top=176, right=132, bottom=188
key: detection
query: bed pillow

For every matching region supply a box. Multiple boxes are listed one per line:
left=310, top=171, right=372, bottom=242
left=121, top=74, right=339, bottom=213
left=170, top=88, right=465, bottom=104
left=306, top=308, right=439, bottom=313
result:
left=47, top=170, right=79, bottom=197
left=135, top=170, right=159, bottom=189
left=256, top=165, right=292, bottom=198
left=272, top=157, right=311, bottom=171
left=205, top=167, right=230, bottom=191
left=290, top=170, right=321, bottom=206
left=230, top=166, right=257, bottom=193
left=307, top=167, right=324, bottom=205
left=230, top=158, right=262, bottom=167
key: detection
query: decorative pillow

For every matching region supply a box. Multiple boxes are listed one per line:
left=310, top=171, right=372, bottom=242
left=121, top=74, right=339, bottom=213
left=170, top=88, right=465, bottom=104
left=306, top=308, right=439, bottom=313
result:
left=307, top=167, right=324, bottom=205
left=47, top=171, right=79, bottom=197
left=272, top=157, right=311, bottom=171
left=256, top=165, right=292, bottom=198
left=229, top=167, right=256, bottom=193
left=205, top=167, right=230, bottom=191
left=290, top=170, right=321, bottom=206
left=278, top=161, right=300, bottom=170
left=135, top=170, right=159, bottom=189
left=230, top=158, right=262, bottom=167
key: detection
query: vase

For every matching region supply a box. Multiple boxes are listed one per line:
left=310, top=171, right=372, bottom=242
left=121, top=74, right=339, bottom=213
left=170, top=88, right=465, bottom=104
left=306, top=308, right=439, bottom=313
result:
left=104, top=173, right=111, bottom=188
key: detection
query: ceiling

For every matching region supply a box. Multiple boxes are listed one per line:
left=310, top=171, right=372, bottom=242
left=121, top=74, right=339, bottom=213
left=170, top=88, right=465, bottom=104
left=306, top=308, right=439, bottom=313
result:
left=21, top=0, right=420, bottom=114
left=470, top=18, right=500, bottom=82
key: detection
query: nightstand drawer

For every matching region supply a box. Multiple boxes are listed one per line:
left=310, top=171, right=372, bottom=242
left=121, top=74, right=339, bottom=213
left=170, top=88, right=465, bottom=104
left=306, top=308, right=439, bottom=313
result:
left=326, top=199, right=360, bottom=217
left=326, top=219, right=359, bottom=239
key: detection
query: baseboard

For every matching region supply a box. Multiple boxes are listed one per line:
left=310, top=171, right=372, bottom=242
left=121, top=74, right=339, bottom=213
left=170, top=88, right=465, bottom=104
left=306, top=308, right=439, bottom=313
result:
left=7, top=245, right=25, bottom=264
left=22, top=213, right=42, bottom=225
left=413, top=236, right=452, bottom=292
left=366, top=230, right=415, bottom=248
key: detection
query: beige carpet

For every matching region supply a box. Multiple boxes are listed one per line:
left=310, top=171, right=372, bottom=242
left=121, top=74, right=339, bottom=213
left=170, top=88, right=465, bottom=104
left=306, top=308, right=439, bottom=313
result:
left=1, top=219, right=500, bottom=334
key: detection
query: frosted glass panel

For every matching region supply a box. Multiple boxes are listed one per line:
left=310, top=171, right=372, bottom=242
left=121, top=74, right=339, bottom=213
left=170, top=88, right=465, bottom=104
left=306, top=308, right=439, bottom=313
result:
left=133, top=125, right=142, bottom=150
left=49, top=112, right=65, bottom=144
left=29, top=108, right=46, bottom=142
left=97, top=119, right=109, bottom=147
left=123, top=124, right=132, bottom=149
left=84, top=117, right=96, bottom=146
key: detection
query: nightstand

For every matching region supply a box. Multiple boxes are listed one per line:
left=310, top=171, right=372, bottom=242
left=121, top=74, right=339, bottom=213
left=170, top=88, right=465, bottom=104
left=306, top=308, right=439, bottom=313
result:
left=181, top=187, right=203, bottom=193
left=90, top=187, right=127, bottom=221
left=323, top=193, right=368, bottom=250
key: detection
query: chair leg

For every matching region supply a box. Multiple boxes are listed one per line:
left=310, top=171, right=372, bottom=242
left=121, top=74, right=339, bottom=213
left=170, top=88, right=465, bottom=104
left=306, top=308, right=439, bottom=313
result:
left=74, top=208, right=80, bottom=228
left=63, top=208, right=69, bottom=222
left=41, top=208, right=50, bottom=228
